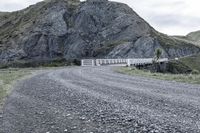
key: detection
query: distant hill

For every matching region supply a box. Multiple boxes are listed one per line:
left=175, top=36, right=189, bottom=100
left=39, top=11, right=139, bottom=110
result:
left=0, top=0, right=200, bottom=65
left=173, top=30, right=200, bottom=47
left=169, top=31, right=200, bottom=73
left=187, top=30, right=200, bottom=43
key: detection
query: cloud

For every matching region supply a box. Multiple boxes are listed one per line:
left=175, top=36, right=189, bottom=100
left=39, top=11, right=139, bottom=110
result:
left=0, top=0, right=200, bottom=35
left=0, top=0, right=41, bottom=11
left=113, top=0, right=200, bottom=35
left=149, top=14, right=200, bottom=35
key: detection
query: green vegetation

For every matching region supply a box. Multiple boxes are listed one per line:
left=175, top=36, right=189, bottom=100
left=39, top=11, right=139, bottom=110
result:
left=192, top=69, right=200, bottom=75
left=187, top=30, right=200, bottom=42
left=117, top=67, right=200, bottom=85
left=154, top=48, right=162, bottom=61
left=166, top=60, right=192, bottom=74
left=173, top=31, right=200, bottom=47
left=179, top=54, right=200, bottom=71
left=0, top=69, right=32, bottom=107
left=117, top=53, right=200, bottom=83
left=160, top=54, right=200, bottom=74
left=152, top=32, right=188, bottom=48
left=0, top=58, right=80, bottom=69
left=151, top=48, right=163, bottom=72
left=0, top=59, right=79, bottom=108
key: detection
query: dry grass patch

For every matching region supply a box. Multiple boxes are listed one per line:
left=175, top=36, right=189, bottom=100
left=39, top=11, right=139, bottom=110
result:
left=0, top=69, right=32, bottom=107
left=117, top=67, right=200, bottom=85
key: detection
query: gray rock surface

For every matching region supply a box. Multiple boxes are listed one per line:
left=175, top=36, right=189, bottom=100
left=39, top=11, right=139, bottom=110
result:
left=1, top=67, right=200, bottom=132
left=0, top=0, right=200, bottom=64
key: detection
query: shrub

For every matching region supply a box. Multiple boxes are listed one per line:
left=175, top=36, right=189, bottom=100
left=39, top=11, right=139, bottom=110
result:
left=191, top=69, right=200, bottom=75
left=154, top=48, right=163, bottom=61
left=131, top=67, right=137, bottom=71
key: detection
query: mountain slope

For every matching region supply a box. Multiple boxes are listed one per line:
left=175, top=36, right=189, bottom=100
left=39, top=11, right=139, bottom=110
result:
left=173, top=30, right=200, bottom=47
left=187, top=30, right=200, bottom=43
left=0, top=0, right=200, bottom=64
left=179, top=54, right=200, bottom=71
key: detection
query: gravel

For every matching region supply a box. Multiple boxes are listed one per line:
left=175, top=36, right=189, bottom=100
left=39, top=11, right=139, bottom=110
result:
left=0, top=66, right=200, bottom=133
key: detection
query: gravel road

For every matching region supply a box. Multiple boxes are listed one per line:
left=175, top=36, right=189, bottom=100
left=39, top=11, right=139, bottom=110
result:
left=0, top=67, right=200, bottom=133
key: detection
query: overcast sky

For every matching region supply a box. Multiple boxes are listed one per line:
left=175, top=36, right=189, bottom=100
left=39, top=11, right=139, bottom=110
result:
left=0, top=0, right=200, bottom=35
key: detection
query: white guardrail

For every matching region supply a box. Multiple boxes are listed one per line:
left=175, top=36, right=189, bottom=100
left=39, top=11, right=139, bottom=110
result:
left=81, top=58, right=169, bottom=67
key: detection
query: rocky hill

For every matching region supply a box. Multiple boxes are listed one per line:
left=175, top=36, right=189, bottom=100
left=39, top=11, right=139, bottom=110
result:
left=0, top=0, right=200, bottom=64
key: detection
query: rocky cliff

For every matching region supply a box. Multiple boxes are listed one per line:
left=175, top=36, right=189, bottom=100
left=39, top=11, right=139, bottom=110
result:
left=0, top=0, right=200, bottom=64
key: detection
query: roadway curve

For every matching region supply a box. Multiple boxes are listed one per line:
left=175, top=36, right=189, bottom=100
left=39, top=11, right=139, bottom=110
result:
left=0, top=67, right=200, bottom=133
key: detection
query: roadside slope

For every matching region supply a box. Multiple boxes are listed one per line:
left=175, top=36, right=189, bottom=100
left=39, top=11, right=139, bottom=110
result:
left=179, top=54, right=200, bottom=71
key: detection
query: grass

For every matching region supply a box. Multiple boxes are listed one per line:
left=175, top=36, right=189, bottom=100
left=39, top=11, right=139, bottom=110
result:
left=117, top=67, right=200, bottom=85
left=0, top=59, right=79, bottom=107
left=151, top=31, right=189, bottom=49
left=179, top=54, right=200, bottom=71
left=0, top=66, right=72, bottom=109
left=166, top=60, right=192, bottom=74
left=0, top=58, right=80, bottom=69
left=0, top=68, right=32, bottom=108
left=187, top=30, right=200, bottom=42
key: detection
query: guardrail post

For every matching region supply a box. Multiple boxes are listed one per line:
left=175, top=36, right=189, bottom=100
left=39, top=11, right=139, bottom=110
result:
left=81, top=60, right=84, bottom=66
left=92, top=60, right=95, bottom=66
left=96, top=59, right=100, bottom=66
left=127, top=59, right=131, bottom=67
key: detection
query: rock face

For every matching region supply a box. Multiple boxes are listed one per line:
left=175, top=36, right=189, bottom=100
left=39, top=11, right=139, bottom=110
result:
left=0, top=0, right=200, bottom=64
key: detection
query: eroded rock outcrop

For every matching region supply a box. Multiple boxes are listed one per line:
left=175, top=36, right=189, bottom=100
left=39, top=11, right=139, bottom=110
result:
left=0, top=0, right=199, bottom=64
